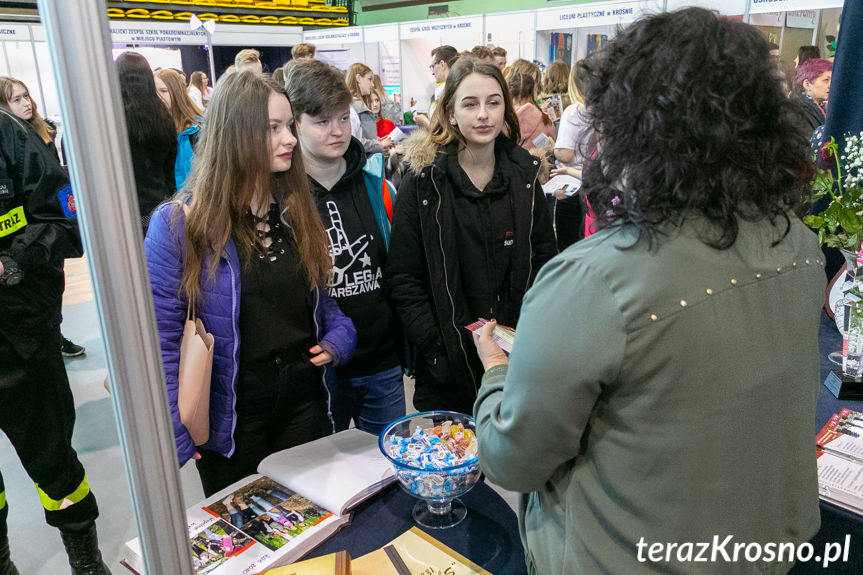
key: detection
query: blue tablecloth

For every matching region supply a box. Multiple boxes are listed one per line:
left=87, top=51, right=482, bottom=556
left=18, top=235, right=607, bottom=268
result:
left=306, top=480, right=526, bottom=574
left=791, top=310, right=863, bottom=574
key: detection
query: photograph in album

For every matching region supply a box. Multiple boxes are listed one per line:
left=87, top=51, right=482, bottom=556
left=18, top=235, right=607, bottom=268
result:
left=203, top=477, right=333, bottom=551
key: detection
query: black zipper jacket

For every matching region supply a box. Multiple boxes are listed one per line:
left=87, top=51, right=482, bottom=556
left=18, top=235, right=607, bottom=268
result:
left=0, top=109, right=83, bottom=358
left=384, top=132, right=557, bottom=413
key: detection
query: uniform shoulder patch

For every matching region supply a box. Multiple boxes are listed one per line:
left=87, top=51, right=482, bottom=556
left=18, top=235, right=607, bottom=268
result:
left=57, top=185, right=77, bottom=219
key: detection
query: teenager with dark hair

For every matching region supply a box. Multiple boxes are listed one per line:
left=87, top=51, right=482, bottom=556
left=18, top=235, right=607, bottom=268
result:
left=0, top=105, right=111, bottom=574
left=115, top=51, right=177, bottom=235
left=473, top=8, right=822, bottom=574
left=795, top=45, right=821, bottom=68
left=385, top=56, right=556, bottom=414
left=416, top=45, right=459, bottom=129
left=284, top=59, right=404, bottom=435
left=145, top=72, right=356, bottom=496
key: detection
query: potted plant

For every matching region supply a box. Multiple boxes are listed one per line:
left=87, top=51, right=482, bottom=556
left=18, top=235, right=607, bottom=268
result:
left=804, top=131, right=863, bottom=384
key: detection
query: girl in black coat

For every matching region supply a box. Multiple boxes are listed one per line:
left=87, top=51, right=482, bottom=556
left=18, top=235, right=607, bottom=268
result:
left=384, top=57, right=557, bottom=415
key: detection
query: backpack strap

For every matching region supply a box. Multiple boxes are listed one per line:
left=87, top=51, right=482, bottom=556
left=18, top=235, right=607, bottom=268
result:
left=362, top=153, right=394, bottom=247
left=382, top=178, right=393, bottom=223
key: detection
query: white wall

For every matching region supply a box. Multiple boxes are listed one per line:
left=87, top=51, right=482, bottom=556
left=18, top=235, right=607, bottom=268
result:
left=400, top=37, right=435, bottom=112
left=485, top=11, right=536, bottom=64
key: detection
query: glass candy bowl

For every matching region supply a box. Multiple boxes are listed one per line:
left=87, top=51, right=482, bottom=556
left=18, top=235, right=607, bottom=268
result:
left=379, top=411, right=481, bottom=529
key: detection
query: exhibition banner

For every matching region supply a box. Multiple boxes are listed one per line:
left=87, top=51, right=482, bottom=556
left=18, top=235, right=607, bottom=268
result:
left=110, top=22, right=208, bottom=45
left=749, top=0, right=843, bottom=14
left=304, top=28, right=364, bottom=44
left=535, top=1, right=661, bottom=31
left=0, top=24, right=31, bottom=41
left=399, top=17, right=482, bottom=40
left=785, top=9, right=819, bottom=28
left=666, top=0, right=746, bottom=12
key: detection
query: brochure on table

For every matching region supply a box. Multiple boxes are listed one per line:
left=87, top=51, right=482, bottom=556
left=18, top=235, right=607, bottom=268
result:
left=122, top=429, right=395, bottom=575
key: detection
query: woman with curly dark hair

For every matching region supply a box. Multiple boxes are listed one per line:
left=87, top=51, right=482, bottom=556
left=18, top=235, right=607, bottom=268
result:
left=116, top=51, right=177, bottom=235
left=473, top=8, right=824, bottom=574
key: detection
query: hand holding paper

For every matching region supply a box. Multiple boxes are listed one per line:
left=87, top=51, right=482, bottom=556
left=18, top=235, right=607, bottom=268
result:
left=467, top=319, right=512, bottom=370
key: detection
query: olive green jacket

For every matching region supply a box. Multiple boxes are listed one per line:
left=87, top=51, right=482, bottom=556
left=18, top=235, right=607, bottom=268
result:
left=475, top=216, right=825, bottom=575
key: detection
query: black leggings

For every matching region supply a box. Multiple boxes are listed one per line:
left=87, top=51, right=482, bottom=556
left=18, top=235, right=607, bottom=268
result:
left=195, top=350, right=328, bottom=497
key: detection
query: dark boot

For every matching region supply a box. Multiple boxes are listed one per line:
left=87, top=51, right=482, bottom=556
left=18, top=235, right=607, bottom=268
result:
left=0, top=534, right=19, bottom=575
left=59, top=521, right=111, bottom=575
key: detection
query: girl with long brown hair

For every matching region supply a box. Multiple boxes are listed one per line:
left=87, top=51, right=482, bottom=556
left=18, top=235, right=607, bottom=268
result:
left=384, top=56, right=556, bottom=414
left=145, top=71, right=356, bottom=496
left=156, top=68, right=203, bottom=189
left=345, top=62, right=392, bottom=155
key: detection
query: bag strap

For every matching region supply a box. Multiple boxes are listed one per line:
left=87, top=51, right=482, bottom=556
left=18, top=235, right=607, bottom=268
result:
left=181, top=202, right=195, bottom=322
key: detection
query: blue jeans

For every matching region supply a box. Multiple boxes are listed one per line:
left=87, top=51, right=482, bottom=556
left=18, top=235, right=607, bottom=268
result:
left=328, top=365, right=406, bottom=435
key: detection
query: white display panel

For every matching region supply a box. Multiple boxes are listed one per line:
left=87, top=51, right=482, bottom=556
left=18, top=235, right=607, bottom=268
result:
left=378, top=41, right=400, bottom=89
left=749, top=0, right=843, bottom=14
left=364, top=23, right=399, bottom=43
left=317, top=49, right=352, bottom=71
left=400, top=36, right=436, bottom=112
left=485, top=11, right=537, bottom=63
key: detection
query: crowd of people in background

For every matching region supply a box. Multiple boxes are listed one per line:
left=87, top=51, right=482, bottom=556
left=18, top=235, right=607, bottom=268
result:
left=0, top=5, right=850, bottom=573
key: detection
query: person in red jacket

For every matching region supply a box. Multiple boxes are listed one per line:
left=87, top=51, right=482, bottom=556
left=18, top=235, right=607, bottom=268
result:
left=369, top=92, right=395, bottom=138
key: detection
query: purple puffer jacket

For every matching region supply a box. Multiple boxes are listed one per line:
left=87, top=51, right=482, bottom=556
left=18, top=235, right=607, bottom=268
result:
left=145, top=201, right=357, bottom=466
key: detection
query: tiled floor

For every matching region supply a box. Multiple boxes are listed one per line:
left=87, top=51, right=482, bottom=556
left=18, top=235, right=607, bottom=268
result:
left=2, top=256, right=518, bottom=574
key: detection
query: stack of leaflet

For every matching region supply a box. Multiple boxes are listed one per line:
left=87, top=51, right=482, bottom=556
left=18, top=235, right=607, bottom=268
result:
left=815, top=408, right=863, bottom=513
left=465, top=319, right=516, bottom=354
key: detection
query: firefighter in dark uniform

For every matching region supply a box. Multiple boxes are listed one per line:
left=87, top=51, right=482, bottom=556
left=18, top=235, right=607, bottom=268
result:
left=0, top=108, right=110, bottom=574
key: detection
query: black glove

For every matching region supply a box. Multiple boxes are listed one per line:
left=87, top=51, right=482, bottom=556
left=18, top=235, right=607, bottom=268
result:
left=0, top=255, right=22, bottom=286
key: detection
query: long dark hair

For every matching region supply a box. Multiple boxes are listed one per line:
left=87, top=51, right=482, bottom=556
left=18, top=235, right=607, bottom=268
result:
left=116, top=52, right=175, bottom=148
left=180, top=72, right=330, bottom=313
left=580, top=7, right=813, bottom=249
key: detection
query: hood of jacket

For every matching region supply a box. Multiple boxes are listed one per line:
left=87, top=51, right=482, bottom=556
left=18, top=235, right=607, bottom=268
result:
left=402, top=129, right=440, bottom=175
left=309, top=137, right=365, bottom=198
